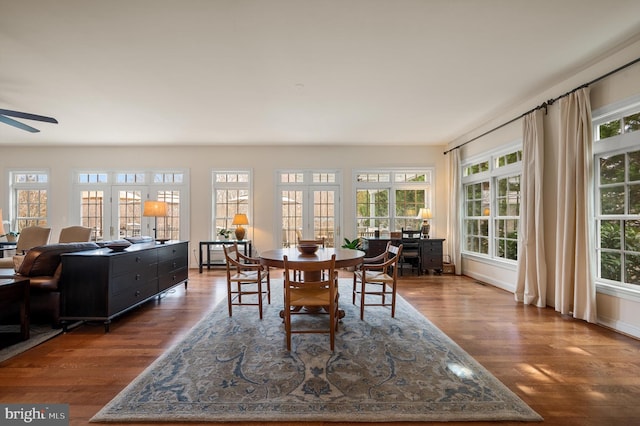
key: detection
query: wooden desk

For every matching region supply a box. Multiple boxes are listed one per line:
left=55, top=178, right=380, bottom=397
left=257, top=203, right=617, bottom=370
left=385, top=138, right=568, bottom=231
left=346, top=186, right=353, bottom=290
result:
left=362, top=237, right=446, bottom=274
left=198, top=240, right=252, bottom=273
left=0, top=277, right=30, bottom=341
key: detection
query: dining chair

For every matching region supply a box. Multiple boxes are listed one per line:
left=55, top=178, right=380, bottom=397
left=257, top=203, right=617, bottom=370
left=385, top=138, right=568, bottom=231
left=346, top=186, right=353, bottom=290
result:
left=223, top=242, right=271, bottom=319
left=58, top=225, right=93, bottom=243
left=282, top=254, right=339, bottom=351
left=352, top=243, right=403, bottom=320
left=399, top=228, right=421, bottom=275
left=0, top=225, right=51, bottom=269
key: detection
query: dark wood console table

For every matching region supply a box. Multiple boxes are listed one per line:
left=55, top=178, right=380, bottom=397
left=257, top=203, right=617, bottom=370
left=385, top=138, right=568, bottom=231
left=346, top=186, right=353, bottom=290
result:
left=199, top=240, right=252, bottom=273
left=60, top=241, right=189, bottom=332
left=362, top=237, right=446, bottom=274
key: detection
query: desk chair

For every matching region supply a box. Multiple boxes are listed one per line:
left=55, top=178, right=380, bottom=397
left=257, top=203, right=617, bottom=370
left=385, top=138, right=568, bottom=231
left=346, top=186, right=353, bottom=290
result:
left=223, top=242, right=271, bottom=319
left=399, top=228, right=421, bottom=275
left=283, top=254, right=339, bottom=351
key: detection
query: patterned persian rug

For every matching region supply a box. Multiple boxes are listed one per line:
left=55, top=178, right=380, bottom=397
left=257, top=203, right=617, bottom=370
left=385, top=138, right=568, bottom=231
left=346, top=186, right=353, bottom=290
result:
left=92, top=280, right=542, bottom=423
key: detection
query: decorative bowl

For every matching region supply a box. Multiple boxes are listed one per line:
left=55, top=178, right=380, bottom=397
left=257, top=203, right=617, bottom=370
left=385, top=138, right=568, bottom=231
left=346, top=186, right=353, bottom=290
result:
left=106, top=242, right=131, bottom=252
left=297, top=244, right=319, bottom=255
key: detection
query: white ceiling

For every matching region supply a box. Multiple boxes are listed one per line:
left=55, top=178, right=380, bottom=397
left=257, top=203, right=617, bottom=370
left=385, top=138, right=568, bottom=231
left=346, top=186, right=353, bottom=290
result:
left=1, top=0, right=640, bottom=146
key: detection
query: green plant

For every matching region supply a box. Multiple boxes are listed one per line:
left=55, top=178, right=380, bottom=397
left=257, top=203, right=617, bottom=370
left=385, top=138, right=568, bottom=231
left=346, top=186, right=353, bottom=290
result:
left=217, top=229, right=231, bottom=239
left=341, top=237, right=362, bottom=249
left=1, top=231, right=19, bottom=238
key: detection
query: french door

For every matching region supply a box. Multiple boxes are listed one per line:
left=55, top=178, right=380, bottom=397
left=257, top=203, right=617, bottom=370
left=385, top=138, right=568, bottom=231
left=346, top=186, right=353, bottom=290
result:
left=279, top=184, right=339, bottom=248
left=110, top=186, right=146, bottom=239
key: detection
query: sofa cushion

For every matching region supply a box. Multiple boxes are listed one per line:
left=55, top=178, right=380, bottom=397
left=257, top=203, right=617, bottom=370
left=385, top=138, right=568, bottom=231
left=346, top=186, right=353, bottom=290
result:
left=17, top=242, right=100, bottom=277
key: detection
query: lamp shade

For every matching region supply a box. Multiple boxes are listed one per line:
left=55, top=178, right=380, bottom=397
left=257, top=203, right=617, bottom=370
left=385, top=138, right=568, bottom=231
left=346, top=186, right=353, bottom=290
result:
left=143, top=201, right=168, bottom=217
left=417, top=208, right=432, bottom=219
left=232, top=213, right=249, bottom=225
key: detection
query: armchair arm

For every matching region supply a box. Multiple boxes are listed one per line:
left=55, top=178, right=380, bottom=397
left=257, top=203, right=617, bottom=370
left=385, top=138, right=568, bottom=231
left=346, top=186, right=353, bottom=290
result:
left=236, top=250, right=262, bottom=265
left=225, top=255, right=265, bottom=271
left=361, top=254, right=397, bottom=273
left=362, top=251, right=388, bottom=264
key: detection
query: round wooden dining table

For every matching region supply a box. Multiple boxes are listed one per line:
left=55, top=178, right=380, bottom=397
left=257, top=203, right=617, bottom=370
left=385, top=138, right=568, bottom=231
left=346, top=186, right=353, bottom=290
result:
left=259, top=247, right=365, bottom=318
left=259, top=247, right=366, bottom=269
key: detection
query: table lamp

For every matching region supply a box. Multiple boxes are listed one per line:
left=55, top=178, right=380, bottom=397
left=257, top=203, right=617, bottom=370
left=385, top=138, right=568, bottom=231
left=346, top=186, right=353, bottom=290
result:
left=143, top=201, right=168, bottom=241
left=232, top=213, right=249, bottom=240
left=417, top=208, right=432, bottom=239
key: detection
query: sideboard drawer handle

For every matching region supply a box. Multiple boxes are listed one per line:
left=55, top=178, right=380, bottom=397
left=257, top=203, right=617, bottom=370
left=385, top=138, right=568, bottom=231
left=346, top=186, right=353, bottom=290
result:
left=136, top=256, right=142, bottom=263
left=135, top=274, right=141, bottom=280
left=135, top=290, right=141, bottom=297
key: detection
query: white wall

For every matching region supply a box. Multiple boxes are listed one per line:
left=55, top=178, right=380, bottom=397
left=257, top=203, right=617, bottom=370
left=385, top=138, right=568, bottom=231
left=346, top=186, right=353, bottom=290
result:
left=0, top=144, right=448, bottom=267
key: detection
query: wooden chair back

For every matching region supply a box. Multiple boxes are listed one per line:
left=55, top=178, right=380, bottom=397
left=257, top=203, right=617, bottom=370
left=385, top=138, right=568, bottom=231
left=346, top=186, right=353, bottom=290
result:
left=282, top=254, right=338, bottom=351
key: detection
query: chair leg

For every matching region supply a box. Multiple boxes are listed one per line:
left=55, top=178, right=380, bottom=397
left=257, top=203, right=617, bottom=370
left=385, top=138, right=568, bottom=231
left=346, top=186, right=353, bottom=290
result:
left=360, top=281, right=366, bottom=320
left=257, top=281, right=263, bottom=320
left=391, top=282, right=397, bottom=317
left=227, top=281, right=233, bottom=317
left=266, top=274, right=271, bottom=304
left=352, top=274, right=357, bottom=305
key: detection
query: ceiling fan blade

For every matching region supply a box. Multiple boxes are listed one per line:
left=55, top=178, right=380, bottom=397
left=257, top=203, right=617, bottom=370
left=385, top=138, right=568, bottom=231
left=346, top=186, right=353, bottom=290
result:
left=0, top=108, right=58, bottom=124
left=0, top=114, right=40, bottom=132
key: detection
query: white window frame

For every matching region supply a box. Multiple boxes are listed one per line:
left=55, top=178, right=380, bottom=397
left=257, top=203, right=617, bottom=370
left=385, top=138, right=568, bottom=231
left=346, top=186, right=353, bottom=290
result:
left=212, top=169, right=253, bottom=240
left=353, top=169, right=434, bottom=235
left=461, top=143, right=522, bottom=264
left=7, top=169, right=50, bottom=231
left=592, top=95, right=640, bottom=301
left=72, top=169, right=190, bottom=241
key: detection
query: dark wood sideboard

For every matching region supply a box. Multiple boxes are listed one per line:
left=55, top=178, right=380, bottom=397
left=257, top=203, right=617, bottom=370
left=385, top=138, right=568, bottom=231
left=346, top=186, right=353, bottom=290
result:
left=60, top=241, right=189, bottom=332
left=362, top=238, right=446, bottom=274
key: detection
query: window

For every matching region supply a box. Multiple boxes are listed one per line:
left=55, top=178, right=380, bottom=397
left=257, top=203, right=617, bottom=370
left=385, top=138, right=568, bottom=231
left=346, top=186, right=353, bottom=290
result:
left=278, top=170, right=339, bottom=247
left=462, top=147, right=521, bottom=261
left=213, top=171, right=251, bottom=239
left=355, top=170, right=432, bottom=236
left=594, top=100, right=640, bottom=289
left=73, top=170, right=188, bottom=241
left=10, top=171, right=49, bottom=231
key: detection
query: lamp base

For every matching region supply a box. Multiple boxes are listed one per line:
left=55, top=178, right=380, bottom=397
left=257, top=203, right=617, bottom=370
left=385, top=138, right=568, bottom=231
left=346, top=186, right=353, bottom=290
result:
left=235, top=226, right=246, bottom=240
left=421, top=222, right=430, bottom=239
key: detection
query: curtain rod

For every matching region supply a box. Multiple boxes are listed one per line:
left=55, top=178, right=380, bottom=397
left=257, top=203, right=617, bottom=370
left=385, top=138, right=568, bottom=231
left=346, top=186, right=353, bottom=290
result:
left=443, top=56, right=640, bottom=155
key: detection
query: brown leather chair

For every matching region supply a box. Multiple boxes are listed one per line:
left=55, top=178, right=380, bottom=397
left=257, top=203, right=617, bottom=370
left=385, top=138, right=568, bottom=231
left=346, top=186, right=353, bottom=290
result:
left=14, top=242, right=99, bottom=327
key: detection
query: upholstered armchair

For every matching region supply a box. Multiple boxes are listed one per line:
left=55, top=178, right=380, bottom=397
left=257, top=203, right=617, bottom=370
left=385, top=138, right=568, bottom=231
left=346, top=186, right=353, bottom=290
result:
left=0, top=225, right=51, bottom=269
left=58, top=225, right=93, bottom=243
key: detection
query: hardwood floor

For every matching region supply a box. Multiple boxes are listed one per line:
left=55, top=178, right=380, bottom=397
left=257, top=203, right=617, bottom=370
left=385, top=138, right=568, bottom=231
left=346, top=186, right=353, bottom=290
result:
left=2, top=269, right=640, bottom=426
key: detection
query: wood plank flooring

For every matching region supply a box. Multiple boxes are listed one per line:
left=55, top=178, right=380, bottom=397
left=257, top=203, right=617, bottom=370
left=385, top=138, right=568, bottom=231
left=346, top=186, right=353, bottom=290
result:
left=1, top=269, right=640, bottom=426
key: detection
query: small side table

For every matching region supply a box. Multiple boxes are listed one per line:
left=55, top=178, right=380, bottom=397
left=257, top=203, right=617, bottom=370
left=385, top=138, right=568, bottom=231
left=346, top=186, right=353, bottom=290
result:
left=0, top=277, right=30, bottom=341
left=199, top=240, right=253, bottom=273
left=0, top=242, right=17, bottom=258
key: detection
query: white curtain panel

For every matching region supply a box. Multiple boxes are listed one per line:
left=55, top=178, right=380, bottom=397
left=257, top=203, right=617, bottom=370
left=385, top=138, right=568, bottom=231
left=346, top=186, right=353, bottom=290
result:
left=554, top=87, right=597, bottom=323
left=447, top=149, right=462, bottom=274
left=515, top=109, right=547, bottom=307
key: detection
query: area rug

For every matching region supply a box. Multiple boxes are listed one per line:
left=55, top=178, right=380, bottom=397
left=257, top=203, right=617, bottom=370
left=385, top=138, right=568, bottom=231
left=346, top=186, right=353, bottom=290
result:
left=0, top=324, right=63, bottom=363
left=92, top=279, right=542, bottom=423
